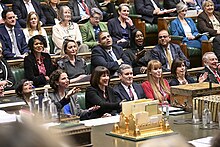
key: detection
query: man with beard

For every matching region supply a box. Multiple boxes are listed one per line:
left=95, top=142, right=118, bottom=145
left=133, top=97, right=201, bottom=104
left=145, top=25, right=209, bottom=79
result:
left=80, top=8, right=108, bottom=49
left=114, top=64, right=146, bottom=101
left=91, top=31, right=131, bottom=77
left=197, top=52, right=220, bottom=84
left=151, top=30, right=190, bottom=72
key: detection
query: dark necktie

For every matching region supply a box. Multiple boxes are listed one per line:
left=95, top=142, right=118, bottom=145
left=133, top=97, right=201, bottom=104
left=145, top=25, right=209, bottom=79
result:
left=128, top=85, right=134, bottom=101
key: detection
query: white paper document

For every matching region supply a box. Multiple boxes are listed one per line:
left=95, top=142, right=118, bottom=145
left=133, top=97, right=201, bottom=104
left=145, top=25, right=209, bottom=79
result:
left=188, top=136, right=212, bottom=147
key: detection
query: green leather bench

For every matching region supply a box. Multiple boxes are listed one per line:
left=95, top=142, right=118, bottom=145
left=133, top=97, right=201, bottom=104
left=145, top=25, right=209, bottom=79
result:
left=11, top=68, right=25, bottom=85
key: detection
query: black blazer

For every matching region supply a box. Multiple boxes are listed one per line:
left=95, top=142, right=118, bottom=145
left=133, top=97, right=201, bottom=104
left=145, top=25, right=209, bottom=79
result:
left=91, top=45, right=131, bottom=76
left=114, top=83, right=146, bottom=101
left=134, top=0, right=162, bottom=24
left=197, top=11, right=220, bottom=37
left=169, top=76, right=195, bottom=86
left=85, top=86, right=121, bottom=118
left=151, top=43, right=190, bottom=72
left=12, top=0, right=46, bottom=28
left=41, top=4, right=59, bottom=26
left=24, top=53, right=55, bottom=87
left=107, top=18, right=135, bottom=48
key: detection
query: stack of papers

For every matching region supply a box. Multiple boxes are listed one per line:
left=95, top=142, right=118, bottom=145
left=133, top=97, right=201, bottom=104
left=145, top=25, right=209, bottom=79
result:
left=188, top=136, right=212, bottom=147
left=0, top=110, right=16, bottom=123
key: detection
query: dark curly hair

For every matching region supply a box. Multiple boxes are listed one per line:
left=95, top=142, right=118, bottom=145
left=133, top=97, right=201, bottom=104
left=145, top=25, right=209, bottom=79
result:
left=49, top=69, right=65, bottom=92
left=15, top=79, right=29, bottom=97
left=28, top=35, right=47, bottom=53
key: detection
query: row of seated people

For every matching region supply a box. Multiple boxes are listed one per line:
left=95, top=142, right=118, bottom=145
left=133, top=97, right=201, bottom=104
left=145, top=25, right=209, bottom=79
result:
left=13, top=50, right=219, bottom=120
left=0, top=2, right=218, bottom=61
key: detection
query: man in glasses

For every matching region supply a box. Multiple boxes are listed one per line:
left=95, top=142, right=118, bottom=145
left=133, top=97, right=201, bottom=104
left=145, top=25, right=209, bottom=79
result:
left=80, top=8, right=108, bottom=49
left=151, top=30, right=190, bottom=72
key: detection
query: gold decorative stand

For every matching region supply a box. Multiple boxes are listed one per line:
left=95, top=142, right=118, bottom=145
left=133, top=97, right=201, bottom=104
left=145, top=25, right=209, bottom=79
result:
left=107, top=99, right=174, bottom=141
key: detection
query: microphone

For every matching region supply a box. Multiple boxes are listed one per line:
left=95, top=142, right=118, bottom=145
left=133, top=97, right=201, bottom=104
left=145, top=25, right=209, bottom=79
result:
left=204, top=64, right=213, bottom=89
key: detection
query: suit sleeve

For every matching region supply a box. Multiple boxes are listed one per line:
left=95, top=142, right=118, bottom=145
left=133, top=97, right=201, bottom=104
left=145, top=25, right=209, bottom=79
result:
left=170, top=19, right=188, bottom=42
left=85, top=87, right=120, bottom=109
left=20, top=31, right=29, bottom=54
left=24, top=55, right=47, bottom=87
left=0, top=37, right=15, bottom=59
left=107, top=19, right=119, bottom=44
left=197, top=13, right=218, bottom=36
left=12, top=2, right=26, bottom=28
left=2, top=59, right=15, bottom=86
left=134, top=0, right=154, bottom=17
left=175, top=44, right=190, bottom=67
left=80, top=24, right=98, bottom=48
left=91, top=47, right=119, bottom=71
left=151, top=48, right=169, bottom=72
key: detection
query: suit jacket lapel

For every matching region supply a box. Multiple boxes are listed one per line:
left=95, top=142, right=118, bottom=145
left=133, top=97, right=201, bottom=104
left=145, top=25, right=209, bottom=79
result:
left=177, top=18, right=185, bottom=37
left=88, top=22, right=96, bottom=41
left=21, top=1, right=28, bottom=16
left=119, top=84, right=130, bottom=101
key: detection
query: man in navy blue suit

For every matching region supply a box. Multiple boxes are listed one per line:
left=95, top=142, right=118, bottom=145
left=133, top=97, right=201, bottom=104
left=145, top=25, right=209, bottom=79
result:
left=151, top=30, right=190, bottom=72
left=114, top=64, right=146, bottom=101
left=0, top=9, right=29, bottom=59
left=91, top=31, right=131, bottom=77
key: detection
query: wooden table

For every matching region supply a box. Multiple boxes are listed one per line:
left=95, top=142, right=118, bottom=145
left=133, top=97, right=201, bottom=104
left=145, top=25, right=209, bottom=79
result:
left=170, top=82, right=220, bottom=111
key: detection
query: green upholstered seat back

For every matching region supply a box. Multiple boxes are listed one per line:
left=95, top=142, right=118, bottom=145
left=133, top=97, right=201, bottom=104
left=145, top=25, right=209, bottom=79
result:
left=11, top=68, right=25, bottom=84
left=77, top=92, right=86, bottom=109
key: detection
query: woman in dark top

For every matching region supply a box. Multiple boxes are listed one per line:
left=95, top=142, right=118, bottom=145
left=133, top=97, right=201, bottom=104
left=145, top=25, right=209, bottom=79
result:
left=0, top=41, right=15, bottom=90
left=57, top=39, right=90, bottom=83
left=49, top=69, right=99, bottom=120
left=85, top=66, right=121, bottom=118
left=24, top=35, right=55, bottom=87
left=107, top=3, right=135, bottom=48
left=197, top=0, right=220, bottom=60
left=169, top=58, right=207, bottom=86
left=124, top=29, right=148, bottom=75
left=41, top=0, right=60, bottom=26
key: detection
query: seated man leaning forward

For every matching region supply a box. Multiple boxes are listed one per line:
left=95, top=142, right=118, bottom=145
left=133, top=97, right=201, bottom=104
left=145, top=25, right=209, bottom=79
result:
left=197, top=52, right=220, bottom=84
left=151, top=29, right=190, bottom=72
left=114, top=64, right=146, bottom=101
left=91, top=31, right=131, bottom=77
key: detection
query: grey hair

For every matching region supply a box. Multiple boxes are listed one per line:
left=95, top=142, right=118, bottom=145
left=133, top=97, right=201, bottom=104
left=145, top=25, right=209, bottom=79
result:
left=202, top=52, right=216, bottom=63
left=58, top=5, right=71, bottom=21
left=176, top=2, right=188, bottom=13
left=90, top=7, right=103, bottom=20
left=118, top=64, right=132, bottom=74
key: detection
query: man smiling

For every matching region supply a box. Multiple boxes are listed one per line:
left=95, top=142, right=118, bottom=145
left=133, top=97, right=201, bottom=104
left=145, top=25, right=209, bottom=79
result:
left=114, top=64, right=146, bottom=101
left=151, top=29, right=190, bottom=72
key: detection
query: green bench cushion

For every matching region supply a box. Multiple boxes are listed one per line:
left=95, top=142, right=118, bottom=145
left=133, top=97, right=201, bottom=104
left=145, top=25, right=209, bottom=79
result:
left=145, top=23, right=158, bottom=33
left=77, top=92, right=86, bottom=109
left=187, top=47, right=201, bottom=57
left=11, top=68, right=25, bottom=84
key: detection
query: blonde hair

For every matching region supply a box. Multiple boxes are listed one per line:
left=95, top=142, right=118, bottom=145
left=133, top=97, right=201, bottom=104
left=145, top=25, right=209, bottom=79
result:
left=147, top=60, right=170, bottom=101
left=26, top=12, right=42, bottom=36
left=202, top=0, right=214, bottom=10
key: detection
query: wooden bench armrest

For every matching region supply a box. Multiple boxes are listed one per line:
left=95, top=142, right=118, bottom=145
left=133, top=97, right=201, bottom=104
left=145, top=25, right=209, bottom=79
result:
left=201, top=40, right=213, bottom=56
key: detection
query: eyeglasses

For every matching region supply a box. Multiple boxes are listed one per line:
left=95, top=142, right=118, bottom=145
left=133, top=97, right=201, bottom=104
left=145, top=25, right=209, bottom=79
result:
left=158, top=35, right=169, bottom=39
left=181, top=9, right=188, bottom=12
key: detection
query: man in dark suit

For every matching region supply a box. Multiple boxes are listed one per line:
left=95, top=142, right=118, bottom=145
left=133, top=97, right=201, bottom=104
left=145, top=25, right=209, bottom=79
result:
left=0, top=9, right=29, bottom=59
left=197, top=52, right=220, bottom=84
left=12, top=0, right=46, bottom=28
left=151, top=30, right=190, bottom=72
left=134, top=0, right=176, bottom=24
left=114, top=64, right=146, bottom=101
left=91, top=31, right=131, bottom=77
